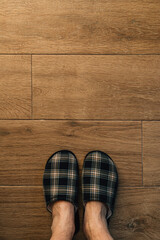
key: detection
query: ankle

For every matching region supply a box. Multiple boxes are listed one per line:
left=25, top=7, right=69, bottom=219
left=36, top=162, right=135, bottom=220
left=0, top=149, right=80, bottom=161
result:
left=83, top=201, right=113, bottom=240
left=84, top=201, right=107, bottom=224
left=50, top=201, right=75, bottom=240
left=51, top=215, right=75, bottom=240
left=84, top=222, right=113, bottom=240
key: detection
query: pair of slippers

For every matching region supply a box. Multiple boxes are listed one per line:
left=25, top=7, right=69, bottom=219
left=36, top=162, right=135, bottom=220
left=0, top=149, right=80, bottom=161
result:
left=43, top=150, right=118, bottom=235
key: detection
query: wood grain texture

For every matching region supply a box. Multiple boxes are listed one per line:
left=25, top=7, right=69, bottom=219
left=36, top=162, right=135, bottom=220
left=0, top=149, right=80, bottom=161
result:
left=0, top=120, right=141, bottom=186
left=109, top=187, right=160, bottom=240
left=0, top=186, right=159, bottom=240
left=0, top=55, right=31, bottom=119
left=33, top=55, right=160, bottom=120
left=143, top=121, right=160, bottom=186
left=0, top=187, right=51, bottom=240
left=0, top=0, right=160, bottom=54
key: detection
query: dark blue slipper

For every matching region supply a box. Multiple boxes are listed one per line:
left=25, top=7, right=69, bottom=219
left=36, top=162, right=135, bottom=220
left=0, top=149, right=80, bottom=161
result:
left=43, top=150, right=80, bottom=235
left=82, top=150, right=118, bottom=224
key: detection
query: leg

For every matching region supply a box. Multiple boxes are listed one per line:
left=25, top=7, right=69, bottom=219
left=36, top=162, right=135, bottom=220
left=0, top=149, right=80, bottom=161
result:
left=82, top=151, right=118, bottom=240
left=50, top=200, right=75, bottom=240
left=83, top=201, right=114, bottom=240
left=43, top=150, right=79, bottom=239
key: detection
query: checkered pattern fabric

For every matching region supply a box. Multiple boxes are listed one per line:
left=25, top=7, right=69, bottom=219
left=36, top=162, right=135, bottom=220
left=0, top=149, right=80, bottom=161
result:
left=43, top=150, right=79, bottom=213
left=82, top=150, right=118, bottom=221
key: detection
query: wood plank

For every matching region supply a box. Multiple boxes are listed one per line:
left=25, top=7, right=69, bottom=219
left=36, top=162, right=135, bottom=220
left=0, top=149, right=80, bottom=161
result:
left=0, top=187, right=51, bottom=240
left=0, top=186, right=159, bottom=240
left=109, top=187, right=160, bottom=240
left=0, top=0, right=160, bottom=54
left=0, top=120, right=141, bottom=186
left=143, top=121, right=160, bottom=186
left=0, top=55, right=31, bottom=119
left=33, top=55, right=160, bottom=120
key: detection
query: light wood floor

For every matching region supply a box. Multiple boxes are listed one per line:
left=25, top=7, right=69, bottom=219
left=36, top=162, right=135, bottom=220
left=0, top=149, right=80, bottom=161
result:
left=0, top=1, right=160, bottom=239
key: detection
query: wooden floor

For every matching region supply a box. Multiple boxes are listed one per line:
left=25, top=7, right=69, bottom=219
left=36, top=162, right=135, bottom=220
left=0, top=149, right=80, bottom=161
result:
left=0, top=1, right=160, bottom=239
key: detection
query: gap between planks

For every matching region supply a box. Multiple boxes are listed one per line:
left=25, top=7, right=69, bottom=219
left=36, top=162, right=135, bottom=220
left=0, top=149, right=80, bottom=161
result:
left=0, top=119, right=160, bottom=121
left=0, top=53, right=160, bottom=56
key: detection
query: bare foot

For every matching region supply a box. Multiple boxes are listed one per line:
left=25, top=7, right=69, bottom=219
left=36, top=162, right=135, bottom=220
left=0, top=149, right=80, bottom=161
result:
left=50, top=200, right=75, bottom=240
left=83, top=201, right=114, bottom=240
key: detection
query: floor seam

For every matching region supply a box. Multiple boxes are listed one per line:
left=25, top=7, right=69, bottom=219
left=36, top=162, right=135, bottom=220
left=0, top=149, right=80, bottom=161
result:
left=31, top=54, right=33, bottom=119
left=141, top=120, right=143, bottom=186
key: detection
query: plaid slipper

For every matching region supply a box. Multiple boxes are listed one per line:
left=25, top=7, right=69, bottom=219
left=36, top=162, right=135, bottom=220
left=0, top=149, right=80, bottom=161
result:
left=82, top=150, right=118, bottom=223
left=43, top=150, right=80, bottom=234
